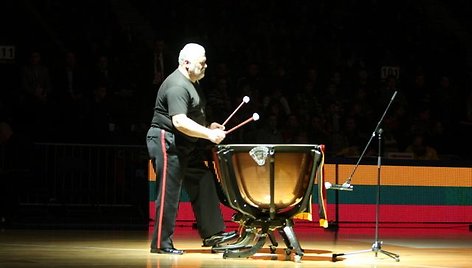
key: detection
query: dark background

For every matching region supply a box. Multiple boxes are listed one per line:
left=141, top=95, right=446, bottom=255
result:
left=1, top=0, right=472, bottom=159
left=1, top=0, right=472, bottom=228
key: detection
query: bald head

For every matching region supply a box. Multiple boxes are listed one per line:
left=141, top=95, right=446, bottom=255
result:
left=178, top=43, right=205, bottom=65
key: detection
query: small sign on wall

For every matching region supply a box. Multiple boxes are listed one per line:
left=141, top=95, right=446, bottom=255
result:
left=0, top=45, right=15, bottom=63
left=380, top=65, right=400, bottom=81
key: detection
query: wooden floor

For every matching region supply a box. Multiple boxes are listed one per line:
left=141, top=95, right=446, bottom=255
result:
left=0, top=223, right=471, bottom=268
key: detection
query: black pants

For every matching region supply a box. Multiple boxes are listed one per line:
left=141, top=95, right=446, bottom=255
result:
left=146, top=127, right=225, bottom=249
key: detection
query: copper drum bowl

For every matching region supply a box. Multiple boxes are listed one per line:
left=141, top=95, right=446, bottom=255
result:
left=211, top=144, right=325, bottom=261
left=213, top=144, right=323, bottom=219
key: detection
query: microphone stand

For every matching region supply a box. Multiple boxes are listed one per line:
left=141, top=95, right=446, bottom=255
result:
left=332, top=91, right=400, bottom=262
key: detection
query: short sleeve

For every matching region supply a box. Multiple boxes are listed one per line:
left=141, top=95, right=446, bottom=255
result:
left=166, top=86, right=190, bottom=117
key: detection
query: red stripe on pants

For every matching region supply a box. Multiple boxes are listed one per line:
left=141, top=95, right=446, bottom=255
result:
left=156, top=129, right=168, bottom=248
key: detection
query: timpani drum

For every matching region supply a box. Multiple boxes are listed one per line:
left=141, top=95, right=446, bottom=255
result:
left=211, top=144, right=327, bottom=262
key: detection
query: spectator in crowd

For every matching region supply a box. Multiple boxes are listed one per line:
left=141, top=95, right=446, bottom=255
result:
left=53, top=50, right=89, bottom=103
left=90, top=54, right=117, bottom=92
left=255, top=113, right=284, bottom=144
left=85, top=84, right=115, bottom=143
left=204, top=78, right=233, bottom=125
left=464, top=89, right=472, bottom=123
left=335, top=117, right=365, bottom=157
left=19, top=50, right=54, bottom=141
left=405, top=134, right=439, bottom=160
left=51, top=50, right=90, bottom=142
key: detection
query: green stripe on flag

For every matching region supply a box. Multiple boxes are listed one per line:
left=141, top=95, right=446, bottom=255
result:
left=317, top=185, right=472, bottom=205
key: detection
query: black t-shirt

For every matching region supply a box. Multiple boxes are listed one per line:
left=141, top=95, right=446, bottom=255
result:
left=151, top=69, right=207, bottom=143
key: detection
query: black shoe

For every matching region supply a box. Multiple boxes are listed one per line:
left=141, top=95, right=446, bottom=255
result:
left=202, top=231, right=238, bottom=247
left=150, top=248, right=184, bottom=255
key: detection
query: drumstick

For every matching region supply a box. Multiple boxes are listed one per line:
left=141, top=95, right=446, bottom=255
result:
left=222, top=96, right=250, bottom=126
left=225, top=113, right=259, bottom=134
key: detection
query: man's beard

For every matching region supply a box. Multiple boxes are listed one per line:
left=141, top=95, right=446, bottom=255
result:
left=191, top=65, right=205, bottom=81
left=195, top=72, right=205, bottom=81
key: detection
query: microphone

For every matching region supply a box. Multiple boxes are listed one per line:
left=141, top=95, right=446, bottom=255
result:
left=325, top=181, right=354, bottom=191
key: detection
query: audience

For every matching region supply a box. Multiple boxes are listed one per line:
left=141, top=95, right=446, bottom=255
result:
left=2, top=1, right=471, bottom=161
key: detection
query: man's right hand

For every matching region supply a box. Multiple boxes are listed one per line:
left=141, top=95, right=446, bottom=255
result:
left=208, top=129, right=226, bottom=144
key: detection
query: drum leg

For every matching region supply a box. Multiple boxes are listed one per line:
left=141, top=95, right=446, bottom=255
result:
left=268, top=230, right=278, bottom=253
left=223, top=232, right=267, bottom=259
left=212, top=227, right=255, bottom=251
left=281, top=219, right=304, bottom=257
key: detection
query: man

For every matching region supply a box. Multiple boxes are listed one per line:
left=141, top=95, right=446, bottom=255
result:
left=146, top=43, right=236, bottom=255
